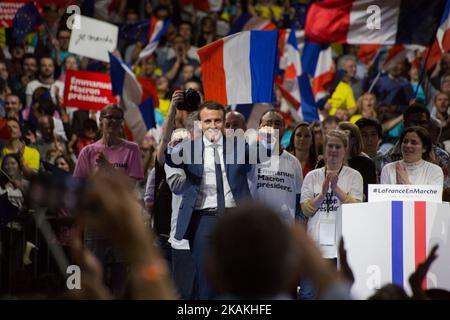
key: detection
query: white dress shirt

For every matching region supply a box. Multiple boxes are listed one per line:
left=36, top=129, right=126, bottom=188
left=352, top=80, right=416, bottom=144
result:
left=194, top=136, right=236, bottom=210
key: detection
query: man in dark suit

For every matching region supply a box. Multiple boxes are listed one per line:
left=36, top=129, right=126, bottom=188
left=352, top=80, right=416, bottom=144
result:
left=165, top=101, right=266, bottom=299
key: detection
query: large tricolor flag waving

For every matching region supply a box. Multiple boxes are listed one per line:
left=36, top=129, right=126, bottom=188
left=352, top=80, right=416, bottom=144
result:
left=197, top=30, right=278, bottom=105
left=305, top=0, right=447, bottom=45
left=108, top=52, right=158, bottom=143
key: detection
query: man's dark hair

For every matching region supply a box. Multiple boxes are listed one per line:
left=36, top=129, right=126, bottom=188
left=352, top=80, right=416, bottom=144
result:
left=355, top=118, right=383, bottom=139
left=37, top=99, right=56, bottom=116
left=6, top=117, right=21, bottom=128
left=39, top=55, right=54, bottom=63
left=100, top=104, right=124, bottom=119
left=198, top=101, right=225, bottom=120
left=23, top=53, right=37, bottom=62
left=206, top=202, right=296, bottom=298
left=178, top=20, right=193, bottom=29
left=185, top=77, right=204, bottom=95
left=82, top=118, right=99, bottom=132
left=403, top=103, right=430, bottom=122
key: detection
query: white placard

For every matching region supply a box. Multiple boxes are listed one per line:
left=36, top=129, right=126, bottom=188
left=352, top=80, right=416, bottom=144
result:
left=368, top=184, right=442, bottom=203
left=68, top=15, right=118, bottom=62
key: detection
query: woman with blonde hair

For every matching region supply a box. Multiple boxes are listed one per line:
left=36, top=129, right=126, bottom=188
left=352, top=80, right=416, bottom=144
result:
left=301, top=129, right=363, bottom=261
left=350, top=92, right=377, bottom=123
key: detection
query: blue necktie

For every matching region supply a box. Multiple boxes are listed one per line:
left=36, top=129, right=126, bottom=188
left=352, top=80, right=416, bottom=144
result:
left=214, top=145, right=225, bottom=213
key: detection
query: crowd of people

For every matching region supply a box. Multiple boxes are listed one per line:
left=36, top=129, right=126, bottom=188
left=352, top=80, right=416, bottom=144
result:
left=0, top=0, right=450, bottom=300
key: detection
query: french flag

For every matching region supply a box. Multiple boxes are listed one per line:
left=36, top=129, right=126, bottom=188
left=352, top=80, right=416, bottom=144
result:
left=277, top=29, right=303, bottom=120
left=197, top=30, right=278, bottom=105
left=298, top=42, right=335, bottom=122
left=305, top=0, right=447, bottom=45
left=437, top=0, right=450, bottom=52
left=108, top=52, right=157, bottom=143
left=229, top=12, right=277, bottom=35
left=139, top=17, right=171, bottom=60
left=424, top=0, right=450, bottom=72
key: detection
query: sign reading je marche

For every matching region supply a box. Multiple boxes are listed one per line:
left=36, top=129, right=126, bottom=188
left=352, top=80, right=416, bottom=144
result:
left=63, top=70, right=117, bottom=111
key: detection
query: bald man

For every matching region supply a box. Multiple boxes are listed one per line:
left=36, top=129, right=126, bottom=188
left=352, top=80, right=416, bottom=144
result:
left=225, top=111, right=246, bottom=135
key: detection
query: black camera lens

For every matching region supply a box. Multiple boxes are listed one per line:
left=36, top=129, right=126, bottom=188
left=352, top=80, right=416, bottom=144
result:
left=177, top=88, right=201, bottom=111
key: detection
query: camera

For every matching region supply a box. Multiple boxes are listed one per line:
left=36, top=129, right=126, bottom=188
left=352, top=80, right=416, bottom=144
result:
left=177, top=88, right=201, bottom=112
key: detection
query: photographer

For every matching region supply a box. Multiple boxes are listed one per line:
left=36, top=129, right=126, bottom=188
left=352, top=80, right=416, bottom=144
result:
left=144, top=88, right=200, bottom=276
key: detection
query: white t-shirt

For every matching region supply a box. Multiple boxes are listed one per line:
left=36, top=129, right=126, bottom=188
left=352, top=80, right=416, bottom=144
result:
left=25, top=79, right=65, bottom=108
left=380, top=159, right=444, bottom=186
left=301, top=166, right=363, bottom=259
left=248, top=150, right=303, bottom=225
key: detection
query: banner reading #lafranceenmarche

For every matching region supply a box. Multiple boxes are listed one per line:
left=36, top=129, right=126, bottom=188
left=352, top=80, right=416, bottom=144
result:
left=368, top=184, right=443, bottom=203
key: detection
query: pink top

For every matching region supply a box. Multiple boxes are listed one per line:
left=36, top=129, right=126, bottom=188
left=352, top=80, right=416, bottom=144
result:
left=73, top=139, right=144, bottom=180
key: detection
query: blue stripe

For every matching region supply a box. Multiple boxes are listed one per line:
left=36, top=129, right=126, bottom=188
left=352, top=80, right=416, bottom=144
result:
left=301, top=41, right=322, bottom=76
left=138, top=97, right=156, bottom=129
left=441, top=0, right=450, bottom=25
left=235, top=104, right=253, bottom=122
left=396, top=0, right=447, bottom=45
left=298, top=74, right=319, bottom=123
left=108, top=52, right=125, bottom=96
left=249, top=31, right=278, bottom=103
left=229, top=13, right=252, bottom=35
left=392, top=201, right=404, bottom=287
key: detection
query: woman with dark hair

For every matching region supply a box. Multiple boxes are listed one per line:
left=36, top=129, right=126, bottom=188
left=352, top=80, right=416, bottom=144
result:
left=337, top=121, right=377, bottom=200
left=310, top=121, right=324, bottom=159
left=287, top=122, right=317, bottom=177
left=1, top=153, right=29, bottom=209
left=380, top=126, right=443, bottom=185
left=196, top=16, right=217, bottom=48
left=54, top=154, right=74, bottom=173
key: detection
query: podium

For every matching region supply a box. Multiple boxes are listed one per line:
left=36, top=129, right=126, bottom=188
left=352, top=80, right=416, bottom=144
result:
left=336, top=201, right=450, bottom=299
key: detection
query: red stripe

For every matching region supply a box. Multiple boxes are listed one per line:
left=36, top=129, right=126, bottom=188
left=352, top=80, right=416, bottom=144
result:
left=414, top=201, right=427, bottom=290
left=149, top=16, right=157, bottom=38
left=357, top=44, right=383, bottom=65
left=277, top=29, right=288, bottom=68
left=197, top=39, right=227, bottom=104
left=261, top=22, right=277, bottom=31
left=424, top=39, right=443, bottom=72
left=304, top=0, right=353, bottom=43
left=312, top=70, right=335, bottom=97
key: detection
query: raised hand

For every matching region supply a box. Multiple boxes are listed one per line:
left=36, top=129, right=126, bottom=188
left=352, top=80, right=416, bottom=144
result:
left=396, top=162, right=410, bottom=184
left=409, top=244, right=439, bottom=300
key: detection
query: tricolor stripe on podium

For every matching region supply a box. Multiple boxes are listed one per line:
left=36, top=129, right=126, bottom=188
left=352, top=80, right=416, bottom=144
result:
left=391, top=201, right=427, bottom=290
